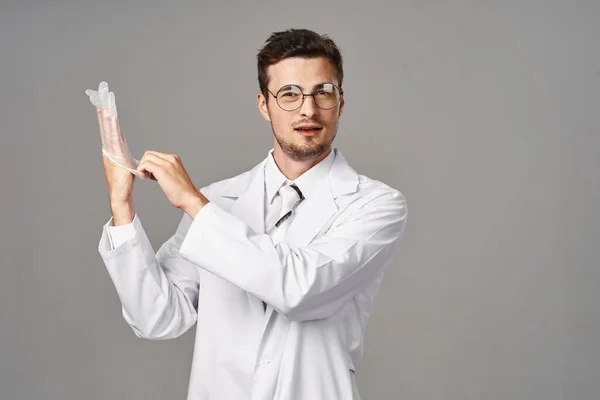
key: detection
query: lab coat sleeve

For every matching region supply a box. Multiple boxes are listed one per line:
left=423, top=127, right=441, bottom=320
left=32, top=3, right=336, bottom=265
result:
left=98, top=212, right=200, bottom=339
left=179, top=188, right=407, bottom=322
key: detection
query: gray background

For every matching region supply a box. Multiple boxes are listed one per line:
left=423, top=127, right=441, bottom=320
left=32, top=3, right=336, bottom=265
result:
left=1, top=0, right=599, bottom=399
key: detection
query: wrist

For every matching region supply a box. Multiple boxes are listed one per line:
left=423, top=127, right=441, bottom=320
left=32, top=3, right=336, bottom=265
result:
left=182, top=190, right=209, bottom=219
left=110, top=194, right=132, bottom=208
left=110, top=199, right=135, bottom=226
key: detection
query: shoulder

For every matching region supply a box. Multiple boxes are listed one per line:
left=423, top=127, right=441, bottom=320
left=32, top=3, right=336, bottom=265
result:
left=334, top=171, right=408, bottom=226
left=336, top=150, right=406, bottom=203
left=359, top=174, right=406, bottom=204
left=330, top=149, right=405, bottom=202
left=326, top=173, right=407, bottom=242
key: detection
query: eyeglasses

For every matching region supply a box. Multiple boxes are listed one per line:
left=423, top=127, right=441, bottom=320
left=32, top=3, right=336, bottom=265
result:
left=267, top=83, right=343, bottom=111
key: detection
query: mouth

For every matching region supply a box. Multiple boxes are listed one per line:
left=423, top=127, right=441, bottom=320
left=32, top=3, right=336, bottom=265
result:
left=294, top=125, right=323, bottom=136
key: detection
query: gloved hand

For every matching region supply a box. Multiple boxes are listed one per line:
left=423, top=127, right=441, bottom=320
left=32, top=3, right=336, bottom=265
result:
left=85, top=81, right=145, bottom=178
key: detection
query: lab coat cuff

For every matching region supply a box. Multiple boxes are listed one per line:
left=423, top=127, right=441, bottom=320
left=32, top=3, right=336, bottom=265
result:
left=99, top=213, right=144, bottom=255
left=105, top=214, right=139, bottom=249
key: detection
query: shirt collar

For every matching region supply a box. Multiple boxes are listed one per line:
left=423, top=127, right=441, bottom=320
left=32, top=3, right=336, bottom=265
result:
left=264, top=148, right=336, bottom=205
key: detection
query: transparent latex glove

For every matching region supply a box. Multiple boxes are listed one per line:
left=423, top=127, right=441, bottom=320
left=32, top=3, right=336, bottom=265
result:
left=85, top=81, right=146, bottom=178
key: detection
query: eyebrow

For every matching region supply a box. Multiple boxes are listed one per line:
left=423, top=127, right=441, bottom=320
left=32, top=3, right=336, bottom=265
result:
left=280, top=82, right=333, bottom=90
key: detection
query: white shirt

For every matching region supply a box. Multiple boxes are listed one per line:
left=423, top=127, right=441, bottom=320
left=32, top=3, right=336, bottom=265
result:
left=99, top=148, right=407, bottom=400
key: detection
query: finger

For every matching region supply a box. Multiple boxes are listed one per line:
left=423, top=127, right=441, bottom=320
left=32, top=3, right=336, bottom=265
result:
left=138, top=154, right=173, bottom=174
left=143, top=151, right=178, bottom=168
left=137, top=152, right=152, bottom=174
left=137, top=160, right=164, bottom=180
left=86, top=90, right=102, bottom=107
left=99, top=81, right=109, bottom=107
left=107, top=113, right=122, bottom=149
left=101, top=109, right=119, bottom=154
left=136, top=168, right=156, bottom=181
left=108, top=91, right=118, bottom=117
left=96, top=106, right=106, bottom=139
left=145, top=150, right=179, bottom=164
left=141, top=152, right=170, bottom=166
left=135, top=153, right=151, bottom=179
left=99, top=107, right=114, bottom=150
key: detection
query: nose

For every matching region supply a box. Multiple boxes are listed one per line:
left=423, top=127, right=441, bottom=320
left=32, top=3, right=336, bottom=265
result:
left=299, top=95, right=318, bottom=118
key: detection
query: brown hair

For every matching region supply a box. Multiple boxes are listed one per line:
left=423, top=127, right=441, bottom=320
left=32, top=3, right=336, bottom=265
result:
left=257, top=28, right=344, bottom=100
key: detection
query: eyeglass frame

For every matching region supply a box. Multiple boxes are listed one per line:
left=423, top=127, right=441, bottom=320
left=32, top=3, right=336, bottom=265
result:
left=266, top=82, right=344, bottom=111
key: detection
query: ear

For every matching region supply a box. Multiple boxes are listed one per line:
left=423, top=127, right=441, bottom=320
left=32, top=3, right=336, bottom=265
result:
left=338, top=92, right=345, bottom=117
left=257, top=92, right=271, bottom=122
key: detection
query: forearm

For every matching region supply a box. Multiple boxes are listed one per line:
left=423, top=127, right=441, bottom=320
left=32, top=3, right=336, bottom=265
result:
left=110, top=199, right=135, bottom=226
left=106, top=243, right=198, bottom=339
left=179, top=192, right=406, bottom=321
left=99, top=213, right=200, bottom=339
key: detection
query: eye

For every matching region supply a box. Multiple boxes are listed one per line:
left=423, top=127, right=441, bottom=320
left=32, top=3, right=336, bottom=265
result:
left=277, top=85, right=302, bottom=99
left=315, top=83, right=336, bottom=96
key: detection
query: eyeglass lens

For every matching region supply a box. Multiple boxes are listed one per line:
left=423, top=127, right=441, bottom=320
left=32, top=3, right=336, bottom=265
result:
left=276, top=83, right=340, bottom=111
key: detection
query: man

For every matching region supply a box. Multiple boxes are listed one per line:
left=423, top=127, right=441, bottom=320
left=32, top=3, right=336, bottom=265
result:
left=98, top=28, right=407, bottom=400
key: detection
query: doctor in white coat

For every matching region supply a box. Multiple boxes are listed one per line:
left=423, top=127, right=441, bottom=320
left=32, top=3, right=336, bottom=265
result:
left=98, top=28, right=407, bottom=400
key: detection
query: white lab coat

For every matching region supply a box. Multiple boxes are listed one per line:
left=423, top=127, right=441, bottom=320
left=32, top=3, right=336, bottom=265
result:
left=98, top=148, right=407, bottom=400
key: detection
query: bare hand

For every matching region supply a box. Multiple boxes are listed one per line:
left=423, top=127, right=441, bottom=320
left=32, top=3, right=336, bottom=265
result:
left=136, top=150, right=208, bottom=217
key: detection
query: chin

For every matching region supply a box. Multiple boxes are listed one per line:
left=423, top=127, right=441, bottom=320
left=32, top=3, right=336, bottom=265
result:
left=273, top=125, right=336, bottom=161
left=288, top=140, right=332, bottom=161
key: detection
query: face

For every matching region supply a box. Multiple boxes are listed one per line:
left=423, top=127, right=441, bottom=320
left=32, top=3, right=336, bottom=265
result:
left=257, top=56, right=344, bottom=162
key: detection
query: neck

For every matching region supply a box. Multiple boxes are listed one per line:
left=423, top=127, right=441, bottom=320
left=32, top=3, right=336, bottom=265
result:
left=272, top=145, right=332, bottom=181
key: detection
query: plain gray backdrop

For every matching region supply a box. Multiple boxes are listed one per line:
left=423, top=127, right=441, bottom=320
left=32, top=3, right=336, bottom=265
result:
left=1, top=0, right=599, bottom=399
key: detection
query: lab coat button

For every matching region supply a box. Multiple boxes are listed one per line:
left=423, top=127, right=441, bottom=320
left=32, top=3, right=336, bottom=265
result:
left=259, top=360, right=270, bottom=368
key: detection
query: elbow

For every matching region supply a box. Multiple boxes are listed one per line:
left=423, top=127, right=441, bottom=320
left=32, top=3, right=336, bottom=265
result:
left=121, top=306, right=195, bottom=340
left=130, top=325, right=176, bottom=340
left=129, top=319, right=193, bottom=340
left=130, top=325, right=155, bottom=340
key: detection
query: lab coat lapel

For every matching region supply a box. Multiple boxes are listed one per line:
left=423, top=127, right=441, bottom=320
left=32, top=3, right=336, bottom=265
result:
left=287, top=149, right=359, bottom=247
left=285, top=179, right=337, bottom=247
